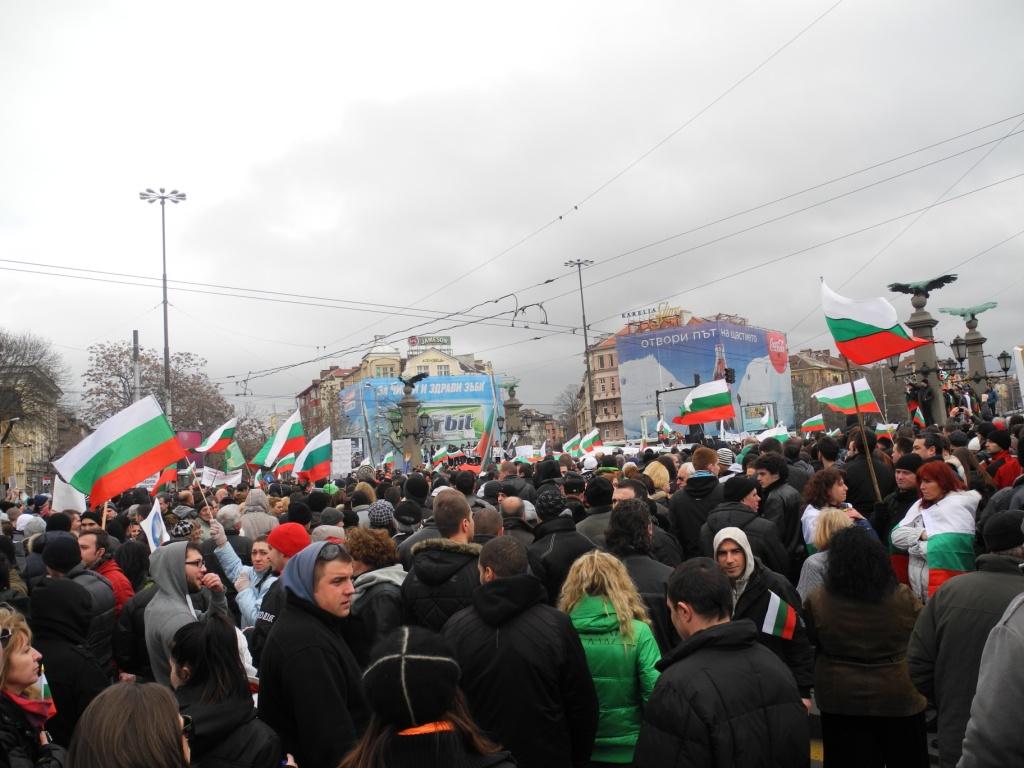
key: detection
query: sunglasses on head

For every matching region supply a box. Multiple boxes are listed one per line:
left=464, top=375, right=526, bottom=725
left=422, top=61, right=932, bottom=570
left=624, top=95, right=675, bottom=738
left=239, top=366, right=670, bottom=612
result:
left=316, top=543, right=347, bottom=562
left=0, top=628, right=12, bottom=649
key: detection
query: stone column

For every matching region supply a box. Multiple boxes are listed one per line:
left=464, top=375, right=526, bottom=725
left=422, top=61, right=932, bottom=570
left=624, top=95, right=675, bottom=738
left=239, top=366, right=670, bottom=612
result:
left=905, top=293, right=947, bottom=427
left=504, top=386, right=522, bottom=437
left=964, top=315, right=987, bottom=398
left=399, top=384, right=422, bottom=469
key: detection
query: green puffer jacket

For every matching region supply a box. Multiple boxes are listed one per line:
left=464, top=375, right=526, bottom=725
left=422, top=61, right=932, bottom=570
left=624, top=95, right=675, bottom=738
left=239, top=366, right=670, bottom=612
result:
left=569, top=594, right=662, bottom=764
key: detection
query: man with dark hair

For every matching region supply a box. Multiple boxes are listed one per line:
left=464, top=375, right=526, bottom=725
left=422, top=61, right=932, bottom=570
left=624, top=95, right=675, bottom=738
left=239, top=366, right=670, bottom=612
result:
left=444, top=537, right=598, bottom=768
left=783, top=438, right=813, bottom=493
left=753, top=453, right=804, bottom=579
left=453, top=470, right=494, bottom=511
left=78, top=530, right=134, bottom=615
left=872, top=453, right=922, bottom=548
left=606, top=499, right=676, bottom=654
left=893, top=435, right=914, bottom=462
left=561, top=472, right=587, bottom=522
left=633, top=558, right=809, bottom=767
left=575, top=476, right=615, bottom=548
left=984, top=430, right=1021, bottom=490
left=701, top=476, right=788, bottom=575
left=908, top=510, right=1024, bottom=768
left=613, top=479, right=681, bottom=567
left=815, top=435, right=840, bottom=470
left=912, top=432, right=943, bottom=461
left=845, top=427, right=895, bottom=514
left=528, top=488, right=595, bottom=604
left=401, top=489, right=480, bottom=631
left=668, top=446, right=723, bottom=560
left=396, top=473, right=440, bottom=567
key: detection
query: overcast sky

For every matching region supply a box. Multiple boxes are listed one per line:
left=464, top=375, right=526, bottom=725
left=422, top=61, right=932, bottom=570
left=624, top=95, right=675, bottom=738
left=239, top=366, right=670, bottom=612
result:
left=2, top=0, right=1022, bottom=421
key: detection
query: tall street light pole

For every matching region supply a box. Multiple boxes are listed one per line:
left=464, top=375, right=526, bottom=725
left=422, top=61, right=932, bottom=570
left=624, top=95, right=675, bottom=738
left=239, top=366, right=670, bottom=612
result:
left=139, top=187, right=186, bottom=425
left=565, top=259, right=596, bottom=433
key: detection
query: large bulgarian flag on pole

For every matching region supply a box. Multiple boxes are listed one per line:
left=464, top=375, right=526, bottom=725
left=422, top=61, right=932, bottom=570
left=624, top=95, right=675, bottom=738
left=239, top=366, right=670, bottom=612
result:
left=822, top=281, right=929, bottom=365
left=801, top=414, right=825, bottom=433
left=563, top=433, right=582, bottom=457
left=251, top=409, right=305, bottom=468
left=673, top=380, right=735, bottom=425
left=196, top=417, right=237, bottom=453
left=474, top=408, right=495, bottom=460
left=294, top=428, right=332, bottom=483
left=54, top=396, right=185, bottom=505
left=813, top=378, right=882, bottom=415
left=581, top=428, right=603, bottom=453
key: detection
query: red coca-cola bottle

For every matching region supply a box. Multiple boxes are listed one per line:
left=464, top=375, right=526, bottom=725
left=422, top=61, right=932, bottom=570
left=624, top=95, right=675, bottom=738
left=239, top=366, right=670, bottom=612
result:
left=713, top=343, right=727, bottom=381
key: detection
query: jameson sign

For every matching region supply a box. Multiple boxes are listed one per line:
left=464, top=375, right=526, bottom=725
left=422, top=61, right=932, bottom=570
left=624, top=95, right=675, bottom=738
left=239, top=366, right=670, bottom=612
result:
left=408, top=335, right=451, bottom=347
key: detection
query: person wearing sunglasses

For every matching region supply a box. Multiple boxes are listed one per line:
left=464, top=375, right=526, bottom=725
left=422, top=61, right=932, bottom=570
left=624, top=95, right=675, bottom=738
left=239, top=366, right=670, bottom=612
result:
left=144, top=541, right=227, bottom=687
left=258, top=540, right=370, bottom=768
left=0, top=604, right=66, bottom=767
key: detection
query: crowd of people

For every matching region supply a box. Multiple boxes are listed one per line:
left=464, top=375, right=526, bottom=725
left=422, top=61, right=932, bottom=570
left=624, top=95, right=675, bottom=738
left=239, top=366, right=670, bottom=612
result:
left=0, top=411, right=1022, bottom=768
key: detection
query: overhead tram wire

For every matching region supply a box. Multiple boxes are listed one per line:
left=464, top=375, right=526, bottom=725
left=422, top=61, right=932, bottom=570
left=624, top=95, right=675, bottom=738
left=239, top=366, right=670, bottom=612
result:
left=322, top=0, right=847, bottom=348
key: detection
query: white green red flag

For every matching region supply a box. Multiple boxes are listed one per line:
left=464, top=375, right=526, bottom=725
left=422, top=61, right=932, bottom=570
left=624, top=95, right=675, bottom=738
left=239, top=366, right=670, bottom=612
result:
left=196, top=418, right=237, bottom=454
left=382, top=450, right=395, bottom=467
left=759, top=424, right=790, bottom=442
left=39, top=665, right=53, bottom=703
left=272, top=453, right=296, bottom=475
left=912, top=407, right=926, bottom=428
left=813, top=378, right=882, bottom=415
left=224, top=441, right=246, bottom=471
left=581, top=428, right=603, bottom=453
left=821, top=282, right=930, bottom=365
left=251, top=409, right=305, bottom=468
left=294, top=428, right=332, bottom=483
left=875, top=423, right=898, bottom=439
left=826, top=428, right=842, bottom=437
left=801, top=414, right=825, bottom=433
left=150, top=464, right=178, bottom=497
left=656, top=419, right=674, bottom=439
left=673, top=380, right=735, bottom=425
left=449, top=449, right=466, bottom=460
left=563, top=433, right=582, bottom=457
left=896, top=499, right=975, bottom=596
left=53, top=396, right=185, bottom=505
left=761, top=590, right=799, bottom=639
left=432, top=446, right=449, bottom=465
left=474, top=409, right=495, bottom=460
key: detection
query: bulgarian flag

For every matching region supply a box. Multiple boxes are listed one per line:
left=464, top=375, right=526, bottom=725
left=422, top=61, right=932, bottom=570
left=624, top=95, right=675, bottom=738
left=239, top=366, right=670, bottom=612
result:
left=801, top=414, right=825, bottom=433
left=875, top=423, right=898, bottom=439
left=224, top=441, right=246, bottom=471
left=251, top=409, right=305, bottom=468
left=581, top=428, right=603, bottom=453
left=821, top=281, right=930, bottom=365
left=54, top=396, right=185, bottom=505
left=761, top=590, right=799, bottom=640
left=896, top=500, right=975, bottom=597
left=913, top=407, right=926, bottom=428
left=759, top=424, right=790, bottom=441
left=382, top=450, right=395, bottom=468
left=656, top=418, right=674, bottom=439
left=813, top=378, right=882, bottom=415
left=563, top=433, right=582, bottom=457
left=760, top=410, right=774, bottom=428
left=673, top=380, right=735, bottom=425
left=272, top=453, right=296, bottom=475
left=474, top=409, right=495, bottom=460
left=150, top=463, right=178, bottom=497
left=294, top=428, right=332, bottom=483
left=826, top=428, right=842, bottom=437
left=196, top=417, right=237, bottom=454
left=449, top=449, right=466, bottom=460
left=432, top=446, right=449, bottom=465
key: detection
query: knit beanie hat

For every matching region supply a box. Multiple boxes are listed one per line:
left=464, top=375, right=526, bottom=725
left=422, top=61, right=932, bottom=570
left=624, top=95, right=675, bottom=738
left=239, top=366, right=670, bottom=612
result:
left=41, top=532, right=81, bottom=573
left=368, top=500, right=396, bottom=528
left=535, top=488, right=567, bottom=520
left=394, top=500, right=423, bottom=529
left=287, top=501, right=312, bottom=527
left=267, top=522, right=312, bottom=557
left=717, top=448, right=736, bottom=467
left=307, top=490, right=330, bottom=513
left=363, top=626, right=461, bottom=729
left=894, top=454, right=923, bottom=473
left=170, top=519, right=194, bottom=539
left=355, top=465, right=376, bottom=484
left=723, top=475, right=759, bottom=504
left=989, top=430, right=1011, bottom=451
left=45, top=513, right=72, bottom=532
left=320, top=507, right=343, bottom=526
left=404, top=474, right=429, bottom=501
left=948, top=430, right=969, bottom=448
left=984, top=510, right=1024, bottom=553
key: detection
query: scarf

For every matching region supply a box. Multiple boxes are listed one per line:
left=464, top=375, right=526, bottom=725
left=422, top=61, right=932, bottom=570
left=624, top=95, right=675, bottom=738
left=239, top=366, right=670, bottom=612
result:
left=2, top=690, right=56, bottom=731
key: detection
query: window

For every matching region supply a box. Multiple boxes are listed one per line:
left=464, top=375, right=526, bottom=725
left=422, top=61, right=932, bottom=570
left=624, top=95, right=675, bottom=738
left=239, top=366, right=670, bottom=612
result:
left=437, top=364, right=450, bottom=376
left=416, top=365, right=429, bottom=375
left=598, top=354, right=605, bottom=369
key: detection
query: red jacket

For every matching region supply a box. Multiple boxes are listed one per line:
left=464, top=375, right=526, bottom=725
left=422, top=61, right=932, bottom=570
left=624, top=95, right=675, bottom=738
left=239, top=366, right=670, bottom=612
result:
left=988, top=450, right=1022, bottom=490
left=94, top=558, right=135, bottom=616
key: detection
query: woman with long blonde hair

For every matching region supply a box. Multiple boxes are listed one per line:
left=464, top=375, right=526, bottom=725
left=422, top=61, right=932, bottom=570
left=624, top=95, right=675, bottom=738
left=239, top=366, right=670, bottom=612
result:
left=559, top=551, right=661, bottom=767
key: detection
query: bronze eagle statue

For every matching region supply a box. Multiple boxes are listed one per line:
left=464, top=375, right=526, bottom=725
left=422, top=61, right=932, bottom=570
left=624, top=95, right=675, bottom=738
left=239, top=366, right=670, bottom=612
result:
left=938, top=302, right=998, bottom=321
left=887, top=274, right=958, bottom=298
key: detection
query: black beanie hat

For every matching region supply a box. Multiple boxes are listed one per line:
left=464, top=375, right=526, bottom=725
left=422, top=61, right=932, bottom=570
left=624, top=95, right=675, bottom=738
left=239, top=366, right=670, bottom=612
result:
left=41, top=532, right=82, bottom=574
left=45, top=512, right=72, bottom=532
left=404, top=474, right=429, bottom=501
left=983, top=510, right=1024, bottom=553
left=287, top=501, right=311, bottom=527
left=536, top=488, right=567, bottom=520
left=989, top=430, right=1011, bottom=451
left=307, top=490, right=329, bottom=513
left=894, top=453, right=924, bottom=473
left=363, top=626, right=461, bottom=729
left=723, top=475, right=759, bottom=504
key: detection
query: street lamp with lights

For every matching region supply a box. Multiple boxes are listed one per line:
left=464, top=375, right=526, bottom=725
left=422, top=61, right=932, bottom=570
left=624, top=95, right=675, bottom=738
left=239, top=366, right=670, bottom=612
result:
left=997, top=350, right=1012, bottom=376
left=139, top=187, right=186, bottom=425
left=565, top=259, right=596, bottom=432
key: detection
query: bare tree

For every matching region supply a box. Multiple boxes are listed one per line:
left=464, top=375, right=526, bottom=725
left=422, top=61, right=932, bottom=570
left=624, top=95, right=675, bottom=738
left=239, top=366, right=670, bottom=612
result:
left=555, top=384, right=582, bottom=436
left=0, top=329, right=69, bottom=431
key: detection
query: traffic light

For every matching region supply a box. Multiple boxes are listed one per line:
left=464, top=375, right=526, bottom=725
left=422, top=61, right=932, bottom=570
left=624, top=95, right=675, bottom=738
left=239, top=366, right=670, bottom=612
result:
left=724, top=367, right=736, bottom=384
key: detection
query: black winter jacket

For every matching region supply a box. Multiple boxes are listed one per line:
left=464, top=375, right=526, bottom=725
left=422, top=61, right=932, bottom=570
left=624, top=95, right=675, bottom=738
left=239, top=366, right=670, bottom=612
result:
left=401, top=539, right=480, bottom=632
left=759, top=479, right=805, bottom=580
left=872, top=487, right=919, bottom=541
left=28, top=578, right=108, bottom=747
left=443, top=574, right=599, bottom=768
left=59, top=563, right=116, bottom=676
left=501, top=517, right=535, bottom=549
left=668, top=475, right=724, bottom=559
left=0, top=696, right=66, bottom=768
left=249, top=577, right=284, bottom=669
left=527, top=516, right=596, bottom=604
left=176, top=686, right=282, bottom=768
left=734, top=561, right=815, bottom=696
left=396, top=518, right=439, bottom=569
left=258, top=589, right=370, bottom=768
left=345, top=563, right=406, bottom=667
left=633, top=619, right=810, bottom=768
left=701, top=502, right=789, bottom=576
left=843, top=452, right=895, bottom=515
left=620, top=552, right=677, bottom=655
left=113, top=585, right=155, bottom=680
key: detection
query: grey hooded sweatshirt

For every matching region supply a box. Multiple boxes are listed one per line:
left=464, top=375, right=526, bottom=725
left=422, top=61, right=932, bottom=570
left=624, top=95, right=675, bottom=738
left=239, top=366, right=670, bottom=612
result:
left=241, top=488, right=279, bottom=540
left=144, top=541, right=227, bottom=686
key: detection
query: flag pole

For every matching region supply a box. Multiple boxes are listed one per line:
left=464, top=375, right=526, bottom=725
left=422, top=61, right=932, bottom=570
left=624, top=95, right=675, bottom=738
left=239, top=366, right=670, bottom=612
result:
left=842, top=356, right=882, bottom=503
left=101, top=499, right=109, bottom=531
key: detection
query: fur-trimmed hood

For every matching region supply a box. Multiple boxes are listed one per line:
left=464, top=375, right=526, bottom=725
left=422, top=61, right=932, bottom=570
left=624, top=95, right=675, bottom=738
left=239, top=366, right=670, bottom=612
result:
left=408, top=538, right=481, bottom=587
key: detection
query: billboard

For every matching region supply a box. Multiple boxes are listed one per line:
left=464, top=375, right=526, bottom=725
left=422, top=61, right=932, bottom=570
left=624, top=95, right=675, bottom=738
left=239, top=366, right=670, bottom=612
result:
left=617, top=319, right=794, bottom=438
left=341, top=374, right=500, bottom=463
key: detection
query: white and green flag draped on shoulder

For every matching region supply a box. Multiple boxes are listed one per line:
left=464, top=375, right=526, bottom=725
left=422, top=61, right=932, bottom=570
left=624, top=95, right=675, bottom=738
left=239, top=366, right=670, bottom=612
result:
left=53, top=396, right=185, bottom=505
